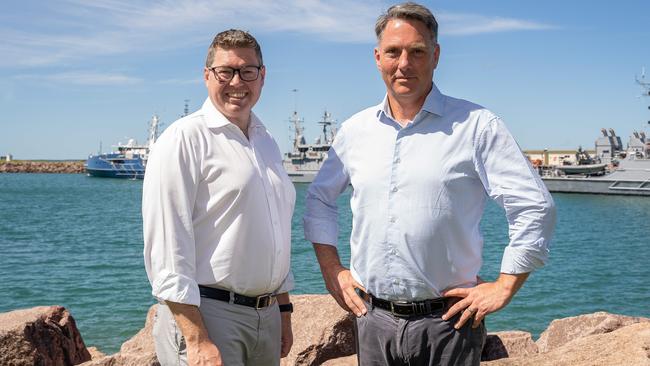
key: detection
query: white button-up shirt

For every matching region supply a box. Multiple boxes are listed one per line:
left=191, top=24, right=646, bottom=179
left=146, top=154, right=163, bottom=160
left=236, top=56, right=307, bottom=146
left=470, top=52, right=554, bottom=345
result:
left=143, top=98, right=295, bottom=306
left=304, top=84, right=556, bottom=301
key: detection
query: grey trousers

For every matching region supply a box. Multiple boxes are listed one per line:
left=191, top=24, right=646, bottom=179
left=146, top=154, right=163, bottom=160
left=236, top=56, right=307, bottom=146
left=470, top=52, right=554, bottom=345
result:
left=153, top=298, right=281, bottom=366
left=355, top=298, right=486, bottom=366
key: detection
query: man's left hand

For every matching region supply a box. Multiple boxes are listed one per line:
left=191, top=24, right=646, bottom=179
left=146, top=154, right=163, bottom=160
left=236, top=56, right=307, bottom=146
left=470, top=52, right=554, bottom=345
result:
left=441, top=272, right=530, bottom=329
left=280, top=312, right=293, bottom=357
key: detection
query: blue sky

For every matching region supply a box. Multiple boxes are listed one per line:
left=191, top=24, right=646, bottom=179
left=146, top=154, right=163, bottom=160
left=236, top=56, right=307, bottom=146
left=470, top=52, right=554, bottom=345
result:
left=1, top=0, right=650, bottom=159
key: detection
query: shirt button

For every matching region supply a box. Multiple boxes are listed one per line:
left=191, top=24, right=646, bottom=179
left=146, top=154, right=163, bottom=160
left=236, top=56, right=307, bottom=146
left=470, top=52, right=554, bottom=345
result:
left=391, top=186, right=398, bottom=193
left=389, top=216, right=396, bottom=223
left=395, top=158, right=401, bottom=163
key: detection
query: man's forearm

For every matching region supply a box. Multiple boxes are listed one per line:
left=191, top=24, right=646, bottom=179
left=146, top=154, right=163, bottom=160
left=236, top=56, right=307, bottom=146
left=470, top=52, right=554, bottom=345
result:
left=313, top=243, right=344, bottom=271
left=165, top=301, right=211, bottom=344
left=276, top=292, right=290, bottom=305
left=496, top=272, right=530, bottom=298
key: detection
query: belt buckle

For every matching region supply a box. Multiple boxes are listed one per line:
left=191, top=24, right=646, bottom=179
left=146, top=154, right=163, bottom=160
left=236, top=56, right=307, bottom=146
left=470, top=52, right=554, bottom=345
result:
left=255, top=294, right=273, bottom=309
left=390, top=301, right=412, bottom=316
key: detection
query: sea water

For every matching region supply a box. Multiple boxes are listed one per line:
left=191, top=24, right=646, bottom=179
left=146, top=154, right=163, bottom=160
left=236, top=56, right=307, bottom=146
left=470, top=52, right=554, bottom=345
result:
left=1, top=173, right=649, bottom=353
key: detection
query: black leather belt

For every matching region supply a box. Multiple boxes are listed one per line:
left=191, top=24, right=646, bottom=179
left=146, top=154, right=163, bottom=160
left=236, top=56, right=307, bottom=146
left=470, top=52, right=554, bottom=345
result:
left=357, top=289, right=447, bottom=317
left=199, top=285, right=275, bottom=309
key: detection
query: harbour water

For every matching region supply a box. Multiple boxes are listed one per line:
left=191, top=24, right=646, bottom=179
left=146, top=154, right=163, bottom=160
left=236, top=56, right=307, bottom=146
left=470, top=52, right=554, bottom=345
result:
left=1, top=173, right=649, bottom=354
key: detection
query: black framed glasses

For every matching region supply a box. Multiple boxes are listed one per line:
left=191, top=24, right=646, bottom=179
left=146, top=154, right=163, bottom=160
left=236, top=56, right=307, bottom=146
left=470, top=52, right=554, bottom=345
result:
left=209, top=65, right=263, bottom=82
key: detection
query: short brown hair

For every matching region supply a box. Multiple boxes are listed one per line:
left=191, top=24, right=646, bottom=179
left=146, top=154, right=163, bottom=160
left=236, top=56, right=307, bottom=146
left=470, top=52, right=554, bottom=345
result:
left=375, top=2, right=438, bottom=43
left=205, top=29, right=263, bottom=68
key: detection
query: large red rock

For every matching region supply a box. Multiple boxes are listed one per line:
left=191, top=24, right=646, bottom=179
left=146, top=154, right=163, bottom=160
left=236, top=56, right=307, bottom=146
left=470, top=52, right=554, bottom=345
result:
left=536, top=311, right=650, bottom=352
left=281, top=295, right=356, bottom=366
left=483, top=321, right=650, bottom=366
left=481, top=331, right=538, bottom=361
left=80, top=305, right=159, bottom=366
left=322, top=355, right=358, bottom=365
left=0, top=306, right=91, bottom=366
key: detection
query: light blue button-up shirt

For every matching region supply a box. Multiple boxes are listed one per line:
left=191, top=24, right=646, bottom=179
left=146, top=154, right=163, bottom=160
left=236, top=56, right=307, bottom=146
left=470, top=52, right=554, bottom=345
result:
left=304, top=84, right=556, bottom=301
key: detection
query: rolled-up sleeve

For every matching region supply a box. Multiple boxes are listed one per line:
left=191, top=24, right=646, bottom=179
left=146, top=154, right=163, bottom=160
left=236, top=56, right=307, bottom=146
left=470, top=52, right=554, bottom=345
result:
left=473, top=117, right=557, bottom=274
left=303, top=133, right=350, bottom=246
left=142, top=127, right=202, bottom=306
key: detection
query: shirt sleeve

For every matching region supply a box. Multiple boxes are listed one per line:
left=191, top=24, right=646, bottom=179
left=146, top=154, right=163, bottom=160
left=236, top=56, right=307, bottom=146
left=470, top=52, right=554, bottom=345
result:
left=473, top=117, right=557, bottom=274
left=142, top=126, right=202, bottom=306
left=275, top=269, right=295, bottom=294
left=303, top=131, right=350, bottom=246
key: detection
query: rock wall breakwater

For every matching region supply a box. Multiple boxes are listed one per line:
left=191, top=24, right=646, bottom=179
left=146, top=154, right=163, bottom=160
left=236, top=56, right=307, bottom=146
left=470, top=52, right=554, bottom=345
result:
left=0, top=161, right=85, bottom=174
left=2, top=295, right=649, bottom=366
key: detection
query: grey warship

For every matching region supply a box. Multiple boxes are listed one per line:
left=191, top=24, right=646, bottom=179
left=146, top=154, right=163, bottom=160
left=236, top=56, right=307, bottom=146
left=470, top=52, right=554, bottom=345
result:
left=282, top=109, right=337, bottom=183
left=541, top=72, right=650, bottom=196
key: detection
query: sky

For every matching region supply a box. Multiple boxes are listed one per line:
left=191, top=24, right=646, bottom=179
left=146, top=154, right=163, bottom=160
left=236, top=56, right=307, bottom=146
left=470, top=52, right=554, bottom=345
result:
left=1, top=0, right=650, bottom=160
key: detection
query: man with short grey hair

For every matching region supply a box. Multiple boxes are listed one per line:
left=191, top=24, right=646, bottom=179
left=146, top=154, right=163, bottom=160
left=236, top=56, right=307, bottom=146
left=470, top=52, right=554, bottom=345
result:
left=143, top=29, right=295, bottom=366
left=304, top=2, right=556, bottom=365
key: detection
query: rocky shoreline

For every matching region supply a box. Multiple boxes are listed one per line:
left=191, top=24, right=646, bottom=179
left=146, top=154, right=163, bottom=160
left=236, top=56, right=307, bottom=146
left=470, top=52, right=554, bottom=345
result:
left=1, top=295, right=649, bottom=366
left=0, top=161, right=85, bottom=174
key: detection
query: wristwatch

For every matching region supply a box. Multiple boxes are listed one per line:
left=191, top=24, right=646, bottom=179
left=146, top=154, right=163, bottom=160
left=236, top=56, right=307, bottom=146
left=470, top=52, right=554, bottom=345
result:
left=279, top=303, right=294, bottom=313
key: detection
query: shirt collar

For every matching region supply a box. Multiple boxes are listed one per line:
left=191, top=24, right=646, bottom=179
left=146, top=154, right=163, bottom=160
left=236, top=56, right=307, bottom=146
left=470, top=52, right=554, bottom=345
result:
left=376, top=82, right=445, bottom=120
left=201, top=97, right=264, bottom=131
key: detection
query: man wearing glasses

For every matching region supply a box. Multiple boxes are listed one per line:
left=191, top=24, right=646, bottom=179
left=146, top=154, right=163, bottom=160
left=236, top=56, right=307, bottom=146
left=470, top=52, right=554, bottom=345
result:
left=143, top=29, right=295, bottom=366
left=304, top=2, right=556, bottom=365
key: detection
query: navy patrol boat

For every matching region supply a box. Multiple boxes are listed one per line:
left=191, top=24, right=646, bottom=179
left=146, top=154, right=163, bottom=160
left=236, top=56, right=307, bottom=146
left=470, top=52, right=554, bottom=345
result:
left=540, top=71, right=650, bottom=196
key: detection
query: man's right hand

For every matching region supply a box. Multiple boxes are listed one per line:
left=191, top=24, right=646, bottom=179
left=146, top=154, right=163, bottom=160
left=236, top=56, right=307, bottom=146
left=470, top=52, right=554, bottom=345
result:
left=187, top=339, right=222, bottom=366
left=313, top=244, right=367, bottom=317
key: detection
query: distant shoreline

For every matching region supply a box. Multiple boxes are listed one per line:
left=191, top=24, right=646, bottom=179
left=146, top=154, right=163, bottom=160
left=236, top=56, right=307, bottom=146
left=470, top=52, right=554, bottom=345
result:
left=0, top=160, right=85, bottom=174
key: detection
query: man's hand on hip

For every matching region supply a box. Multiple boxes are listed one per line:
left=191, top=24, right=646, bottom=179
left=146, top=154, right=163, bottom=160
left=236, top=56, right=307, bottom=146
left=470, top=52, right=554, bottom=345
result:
left=313, top=243, right=367, bottom=316
left=441, top=272, right=530, bottom=329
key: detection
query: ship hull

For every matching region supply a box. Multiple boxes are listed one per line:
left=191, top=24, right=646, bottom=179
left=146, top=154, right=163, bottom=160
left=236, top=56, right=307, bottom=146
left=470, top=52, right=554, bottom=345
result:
left=286, top=170, right=318, bottom=183
left=542, top=177, right=650, bottom=196
left=85, top=154, right=145, bottom=179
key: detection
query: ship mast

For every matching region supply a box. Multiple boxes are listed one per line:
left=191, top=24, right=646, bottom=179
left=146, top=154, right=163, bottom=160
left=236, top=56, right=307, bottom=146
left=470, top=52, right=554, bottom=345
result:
left=289, top=89, right=305, bottom=150
left=147, top=115, right=160, bottom=148
left=635, top=67, right=650, bottom=157
left=636, top=67, right=650, bottom=126
left=317, top=110, right=336, bottom=145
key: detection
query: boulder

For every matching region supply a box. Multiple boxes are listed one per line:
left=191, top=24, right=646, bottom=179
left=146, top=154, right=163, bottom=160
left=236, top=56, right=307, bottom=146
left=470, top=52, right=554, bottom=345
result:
left=482, top=321, right=650, bottom=366
left=536, top=311, right=650, bottom=352
left=321, top=355, right=358, bottom=365
left=281, top=295, right=356, bottom=366
left=0, top=306, right=91, bottom=366
left=481, top=331, right=538, bottom=361
left=87, top=347, right=106, bottom=360
left=80, top=304, right=159, bottom=366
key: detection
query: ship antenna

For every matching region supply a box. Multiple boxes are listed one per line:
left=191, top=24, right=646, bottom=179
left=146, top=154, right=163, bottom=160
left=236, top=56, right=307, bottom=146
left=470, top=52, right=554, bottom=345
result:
left=291, top=89, right=299, bottom=114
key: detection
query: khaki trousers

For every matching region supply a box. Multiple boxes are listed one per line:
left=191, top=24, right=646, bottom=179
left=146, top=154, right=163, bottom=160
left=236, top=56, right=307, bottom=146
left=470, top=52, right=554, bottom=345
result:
left=153, top=298, right=281, bottom=366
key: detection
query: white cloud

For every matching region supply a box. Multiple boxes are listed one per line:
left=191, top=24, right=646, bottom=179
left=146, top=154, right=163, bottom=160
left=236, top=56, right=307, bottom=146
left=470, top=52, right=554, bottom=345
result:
left=158, top=77, right=203, bottom=85
left=439, top=13, right=558, bottom=35
left=0, top=1, right=557, bottom=69
left=14, top=71, right=141, bottom=86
